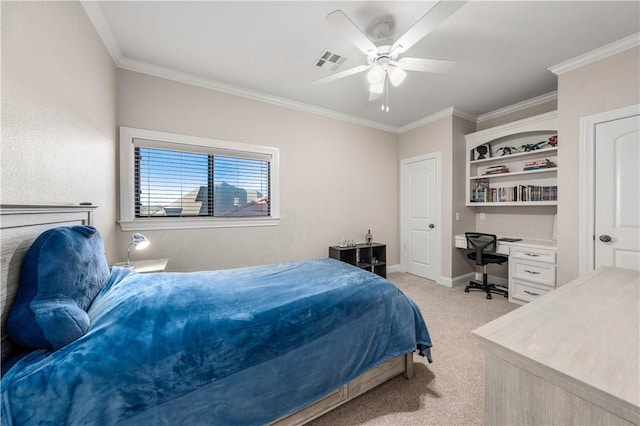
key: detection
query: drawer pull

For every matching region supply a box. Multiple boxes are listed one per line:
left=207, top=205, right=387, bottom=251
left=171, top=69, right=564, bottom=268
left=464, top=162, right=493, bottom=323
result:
left=524, top=269, right=541, bottom=275
left=524, top=253, right=541, bottom=257
left=524, top=290, right=540, bottom=296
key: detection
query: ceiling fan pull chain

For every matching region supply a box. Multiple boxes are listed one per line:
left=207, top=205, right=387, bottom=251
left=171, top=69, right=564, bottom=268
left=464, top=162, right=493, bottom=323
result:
left=384, top=73, right=390, bottom=112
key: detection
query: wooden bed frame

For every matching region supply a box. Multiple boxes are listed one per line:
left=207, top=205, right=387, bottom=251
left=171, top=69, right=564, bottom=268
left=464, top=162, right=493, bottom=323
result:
left=0, top=204, right=414, bottom=425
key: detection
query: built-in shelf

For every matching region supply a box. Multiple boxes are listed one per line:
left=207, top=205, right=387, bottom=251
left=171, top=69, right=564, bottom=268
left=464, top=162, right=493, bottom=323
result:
left=470, top=167, right=558, bottom=180
left=470, top=147, right=558, bottom=165
left=469, top=201, right=558, bottom=207
left=466, top=111, right=558, bottom=206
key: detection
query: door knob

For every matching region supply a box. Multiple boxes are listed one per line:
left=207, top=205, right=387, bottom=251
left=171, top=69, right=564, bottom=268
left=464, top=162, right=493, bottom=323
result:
left=599, top=234, right=612, bottom=242
left=429, top=224, right=435, bottom=229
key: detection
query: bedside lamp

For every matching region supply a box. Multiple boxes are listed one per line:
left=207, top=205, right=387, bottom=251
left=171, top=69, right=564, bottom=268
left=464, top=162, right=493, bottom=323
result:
left=127, top=233, right=150, bottom=266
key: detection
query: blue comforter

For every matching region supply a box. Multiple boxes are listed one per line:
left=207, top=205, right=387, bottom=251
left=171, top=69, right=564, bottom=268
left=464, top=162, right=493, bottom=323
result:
left=2, top=258, right=431, bottom=425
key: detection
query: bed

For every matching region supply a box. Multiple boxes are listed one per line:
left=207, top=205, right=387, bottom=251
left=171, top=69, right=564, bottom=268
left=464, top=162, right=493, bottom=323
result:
left=0, top=205, right=432, bottom=425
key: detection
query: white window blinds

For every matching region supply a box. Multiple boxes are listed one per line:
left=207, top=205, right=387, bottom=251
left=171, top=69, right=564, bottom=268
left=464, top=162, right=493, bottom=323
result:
left=135, top=144, right=271, bottom=218
left=119, top=127, right=279, bottom=230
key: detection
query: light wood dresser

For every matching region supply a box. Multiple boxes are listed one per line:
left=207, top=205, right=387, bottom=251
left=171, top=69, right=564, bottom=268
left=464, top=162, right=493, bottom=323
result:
left=473, top=266, right=639, bottom=425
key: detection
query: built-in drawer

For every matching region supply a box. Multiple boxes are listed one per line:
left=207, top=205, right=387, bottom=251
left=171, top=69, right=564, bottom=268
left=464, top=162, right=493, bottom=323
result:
left=510, top=259, right=556, bottom=287
left=510, top=247, right=556, bottom=264
left=511, top=278, right=552, bottom=303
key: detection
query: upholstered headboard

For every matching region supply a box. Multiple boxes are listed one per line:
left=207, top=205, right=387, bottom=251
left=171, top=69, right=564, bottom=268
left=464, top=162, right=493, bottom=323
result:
left=0, top=205, right=97, bottom=362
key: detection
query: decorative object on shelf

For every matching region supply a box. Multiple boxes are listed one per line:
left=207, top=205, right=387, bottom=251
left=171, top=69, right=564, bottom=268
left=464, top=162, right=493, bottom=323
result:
left=521, top=141, right=547, bottom=152
left=366, top=229, right=373, bottom=245
left=471, top=143, right=492, bottom=160
left=340, top=239, right=357, bottom=248
left=547, top=135, right=558, bottom=147
left=127, top=232, right=150, bottom=266
left=495, top=146, right=520, bottom=156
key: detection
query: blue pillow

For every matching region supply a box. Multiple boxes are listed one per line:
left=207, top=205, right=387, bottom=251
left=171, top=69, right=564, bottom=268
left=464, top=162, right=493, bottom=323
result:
left=8, top=226, right=110, bottom=350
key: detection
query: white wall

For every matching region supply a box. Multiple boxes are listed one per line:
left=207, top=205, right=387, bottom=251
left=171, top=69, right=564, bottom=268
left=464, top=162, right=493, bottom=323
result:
left=116, top=70, right=399, bottom=272
left=1, top=1, right=118, bottom=261
left=557, top=47, right=640, bottom=285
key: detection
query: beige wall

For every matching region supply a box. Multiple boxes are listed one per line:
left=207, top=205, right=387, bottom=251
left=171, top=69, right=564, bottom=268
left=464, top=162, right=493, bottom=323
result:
left=398, top=117, right=451, bottom=283
left=116, top=70, right=399, bottom=271
left=1, top=1, right=118, bottom=261
left=452, top=116, right=477, bottom=279
left=557, top=47, right=640, bottom=285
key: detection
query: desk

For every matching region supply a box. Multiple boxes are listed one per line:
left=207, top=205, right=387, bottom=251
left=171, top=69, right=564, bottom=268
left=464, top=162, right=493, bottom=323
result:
left=455, top=235, right=557, bottom=304
left=472, top=267, right=639, bottom=424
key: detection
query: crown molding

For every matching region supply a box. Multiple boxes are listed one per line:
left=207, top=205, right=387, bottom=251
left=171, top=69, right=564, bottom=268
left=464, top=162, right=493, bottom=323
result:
left=398, top=107, right=477, bottom=134
left=548, top=32, right=640, bottom=75
left=80, top=1, right=123, bottom=65
left=477, top=91, right=558, bottom=123
left=399, top=107, right=454, bottom=133
left=452, top=107, right=477, bottom=124
left=80, top=1, right=400, bottom=134
left=117, top=57, right=399, bottom=133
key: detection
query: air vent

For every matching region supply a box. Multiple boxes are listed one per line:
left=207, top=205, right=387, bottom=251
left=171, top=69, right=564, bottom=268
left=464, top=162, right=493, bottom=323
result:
left=315, top=50, right=347, bottom=71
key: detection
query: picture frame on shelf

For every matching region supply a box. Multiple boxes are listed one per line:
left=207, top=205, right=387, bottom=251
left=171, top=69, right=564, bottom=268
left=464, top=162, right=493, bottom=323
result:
left=471, top=143, right=492, bottom=160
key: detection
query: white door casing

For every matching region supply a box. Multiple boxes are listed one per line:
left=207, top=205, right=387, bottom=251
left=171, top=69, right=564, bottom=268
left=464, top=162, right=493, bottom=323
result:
left=401, top=153, right=440, bottom=282
left=579, top=105, right=640, bottom=274
left=594, top=114, right=640, bottom=269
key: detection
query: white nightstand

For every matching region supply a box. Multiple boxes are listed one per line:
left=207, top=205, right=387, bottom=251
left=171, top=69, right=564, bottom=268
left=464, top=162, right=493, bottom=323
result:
left=113, top=258, right=169, bottom=273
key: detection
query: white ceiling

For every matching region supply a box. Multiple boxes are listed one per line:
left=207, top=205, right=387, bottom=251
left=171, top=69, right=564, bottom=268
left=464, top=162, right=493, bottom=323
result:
left=83, top=1, right=640, bottom=132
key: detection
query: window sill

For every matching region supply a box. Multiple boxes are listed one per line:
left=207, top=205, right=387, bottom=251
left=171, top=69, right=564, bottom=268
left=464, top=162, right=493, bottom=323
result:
left=118, top=217, right=280, bottom=231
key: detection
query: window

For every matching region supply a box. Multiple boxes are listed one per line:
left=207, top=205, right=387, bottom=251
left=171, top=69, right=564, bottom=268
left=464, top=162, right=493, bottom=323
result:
left=119, top=127, right=279, bottom=231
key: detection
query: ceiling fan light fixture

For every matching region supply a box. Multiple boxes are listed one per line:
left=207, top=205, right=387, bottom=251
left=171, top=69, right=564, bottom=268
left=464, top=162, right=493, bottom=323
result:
left=388, top=66, right=407, bottom=87
left=366, top=66, right=385, bottom=84
left=369, top=81, right=384, bottom=94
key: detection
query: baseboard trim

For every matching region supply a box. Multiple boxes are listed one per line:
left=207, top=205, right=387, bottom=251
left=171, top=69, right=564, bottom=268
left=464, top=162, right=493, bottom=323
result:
left=387, top=264, right=402, bottom=274
left=438, top=276, right=453, bottom=288
left=443, top=272, right=475, bottom=288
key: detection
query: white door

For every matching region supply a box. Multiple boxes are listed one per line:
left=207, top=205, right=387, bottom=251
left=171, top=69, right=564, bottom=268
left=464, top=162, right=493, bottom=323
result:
left=401, top=154, right=439, bottom=281
left=594, top=114, right=640, bottom=269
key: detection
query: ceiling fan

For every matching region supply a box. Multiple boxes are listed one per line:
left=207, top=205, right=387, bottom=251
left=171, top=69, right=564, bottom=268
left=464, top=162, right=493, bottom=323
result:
left=314, top=1, right=467, bottom=106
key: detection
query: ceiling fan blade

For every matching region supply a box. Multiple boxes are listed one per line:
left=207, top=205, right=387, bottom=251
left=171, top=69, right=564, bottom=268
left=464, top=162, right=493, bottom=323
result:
left=313, top=64, right=371, bottom=85
left=326, top=10, right=378, bottom=56
left=392, top=1, right=467, bottom=54
left=393, top=57, right=455, bottom=74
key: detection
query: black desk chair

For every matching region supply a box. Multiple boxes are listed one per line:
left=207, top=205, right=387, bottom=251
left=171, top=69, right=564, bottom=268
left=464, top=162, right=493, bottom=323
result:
left=464, top=232, right=509, bottom=300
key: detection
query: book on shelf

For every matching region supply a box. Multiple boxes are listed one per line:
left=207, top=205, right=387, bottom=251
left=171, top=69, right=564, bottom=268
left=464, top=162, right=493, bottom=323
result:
left=523, top=165, right=552, bottom=171
left=483, top=165, right=509, bottom=175
left=524, top=159, right=550, bottom=166
left=523, top=158, right=555, bottom=171
left=470, top=184, right=557, bottom=203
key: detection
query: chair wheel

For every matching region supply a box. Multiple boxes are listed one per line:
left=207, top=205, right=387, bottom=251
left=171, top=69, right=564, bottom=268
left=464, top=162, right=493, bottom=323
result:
left=486, top=294, right=492, bottom=299
left=464, top=288, right=469, bottom=292
left=504, top=292, right=508, bottom=297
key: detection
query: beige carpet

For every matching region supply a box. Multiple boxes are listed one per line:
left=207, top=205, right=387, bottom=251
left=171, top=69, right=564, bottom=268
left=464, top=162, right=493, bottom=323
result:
left=307, top=272, right=517, bottom=426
